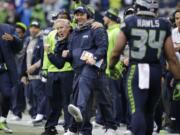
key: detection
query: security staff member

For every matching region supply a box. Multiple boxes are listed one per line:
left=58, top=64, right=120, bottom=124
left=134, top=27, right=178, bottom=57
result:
left=103, top=8, right=123, bottom=126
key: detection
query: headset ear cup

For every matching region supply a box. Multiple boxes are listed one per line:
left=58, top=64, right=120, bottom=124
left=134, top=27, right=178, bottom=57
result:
left=117, top=18, right=120, bottom=23
left=82, top=6, right=90, bottom=19
left=171, top=9, right=180, bottom=27
left=87, top=11, right=91, bottom=19
left=172, top=11, right=175, bottom=21
left=86, top=8, right=92, bottom=19
left=172, top=14, right=175, bottom=26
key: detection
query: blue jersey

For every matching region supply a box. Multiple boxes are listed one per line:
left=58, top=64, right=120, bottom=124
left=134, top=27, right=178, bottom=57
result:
left=121, top=15, right=171, bottom=64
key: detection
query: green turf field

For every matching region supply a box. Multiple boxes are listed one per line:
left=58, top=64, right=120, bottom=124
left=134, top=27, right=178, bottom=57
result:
left=0, top=124, right=64, bottom=135
left=2, top=125, right=38, bottom=135
left=0, top=123, right=178, bottom=135
left=0, top=124, right=43, bottom=135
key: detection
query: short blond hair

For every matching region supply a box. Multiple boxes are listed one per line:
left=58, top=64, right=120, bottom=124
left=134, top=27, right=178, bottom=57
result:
left=53, top=19, right=71, bottom=29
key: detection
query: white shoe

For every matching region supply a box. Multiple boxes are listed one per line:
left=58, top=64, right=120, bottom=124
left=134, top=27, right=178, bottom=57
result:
left=153, top=121, right=158, bottom=132
left=91, top=121, right=102, bottom=127
left=34, top=114, right=43, bottom=121
left=123, top=130, right=133, bottom=135
left=64, top=130, right=78, bottom=135
left=0, top=121, right=13, bottom=134
left=0, top=116, right=14, bottom=133
left=104, top=129, right=117, bottom=135
left=152, top=131, right=158, bottom=135
left=10, top=115, right=21, bottom=121
left=32, top=114, right=44, bottom=126
left=68, top=104, right=83, bottom=122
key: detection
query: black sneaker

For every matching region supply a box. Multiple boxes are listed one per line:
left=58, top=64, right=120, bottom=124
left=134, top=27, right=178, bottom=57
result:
left=41, top=128, right=58, bottom=135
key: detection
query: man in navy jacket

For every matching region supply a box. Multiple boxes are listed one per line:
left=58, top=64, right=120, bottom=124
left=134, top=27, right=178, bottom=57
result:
left=63, top=6, right=117, bottom=135
left=0, top=23, right=22, bottom=133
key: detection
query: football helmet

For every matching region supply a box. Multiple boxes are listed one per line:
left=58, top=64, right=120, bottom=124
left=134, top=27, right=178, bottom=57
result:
left=124, top=7, right=136, bottom=19
left=136, top=0, right=158, bottom=9
left=135, top=0, right=159, bottom=16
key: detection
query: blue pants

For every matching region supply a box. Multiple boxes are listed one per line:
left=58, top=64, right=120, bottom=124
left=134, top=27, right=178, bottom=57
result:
left=127, top=64, right=162, bottom=135
left=171, top=100, right=180, bottom=133
left=154, top=100, right=163, bottom=132
left=26, top=79, right=45, bottom=118
left=109, top=78, right=122, bottom=125
left=70, top=72, right=116, bottom=135
left=11, top=82, right=26, bottom=118
left=45, top=71, right=73, bottom=131
left=11, top=60, right=26, bottom=117
left=0, top=72, right=13, bottom=118
left=96, top=77, right=122, bottom=126
left=122, top=69, right=132, bottom=129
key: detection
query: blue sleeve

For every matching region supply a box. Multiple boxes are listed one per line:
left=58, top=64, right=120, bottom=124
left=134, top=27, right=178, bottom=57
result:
left=9, top=25, right=23, bottom=53
left=93, top=28, right=108, bottom=61
left=21, top=48, right=27, bottom=77
left=39, top=38, right=44, bottom=68
left=65, top=33, right=74, bottom=63
left=121, top=17, right=131, bottom=40
left=48, top=53, right=66, bottom=69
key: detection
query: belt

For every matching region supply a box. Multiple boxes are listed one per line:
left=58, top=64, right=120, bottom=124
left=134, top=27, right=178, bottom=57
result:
left=28, top=75, right=41, bottom=80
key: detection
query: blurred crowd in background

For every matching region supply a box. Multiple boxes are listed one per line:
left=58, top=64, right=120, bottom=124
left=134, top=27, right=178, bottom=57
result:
left=0, top=0, right=180, bottom=135
left=0, top=0, right=180, bottom=28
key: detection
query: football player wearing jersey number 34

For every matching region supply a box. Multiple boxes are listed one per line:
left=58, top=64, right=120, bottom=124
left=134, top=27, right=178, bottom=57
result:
left=109, top=0, right=180, bottom=135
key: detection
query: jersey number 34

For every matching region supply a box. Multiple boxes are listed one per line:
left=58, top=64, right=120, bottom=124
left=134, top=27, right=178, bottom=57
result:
left=131, top=28, right=166, bottom=59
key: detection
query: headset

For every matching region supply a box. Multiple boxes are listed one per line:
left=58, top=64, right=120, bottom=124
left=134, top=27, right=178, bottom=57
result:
left=170, top=9, right=180, bottom=27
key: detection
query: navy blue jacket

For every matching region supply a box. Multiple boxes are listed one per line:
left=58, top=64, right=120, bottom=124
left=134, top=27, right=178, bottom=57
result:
left=0, top=23, right=22, bottom=85
left=68, top=25, right=108, bottom=75
left=21, top=35, right=44, bottom=77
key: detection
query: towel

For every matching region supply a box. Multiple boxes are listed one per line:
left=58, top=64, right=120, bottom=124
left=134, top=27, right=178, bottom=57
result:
left=138, top=64, right=150, bottom=89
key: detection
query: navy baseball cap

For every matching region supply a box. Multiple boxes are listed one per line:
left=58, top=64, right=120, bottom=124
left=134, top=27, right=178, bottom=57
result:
left=74, top=6, right=88, bottom=14
left=30, top=21, right=41, bottom=28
